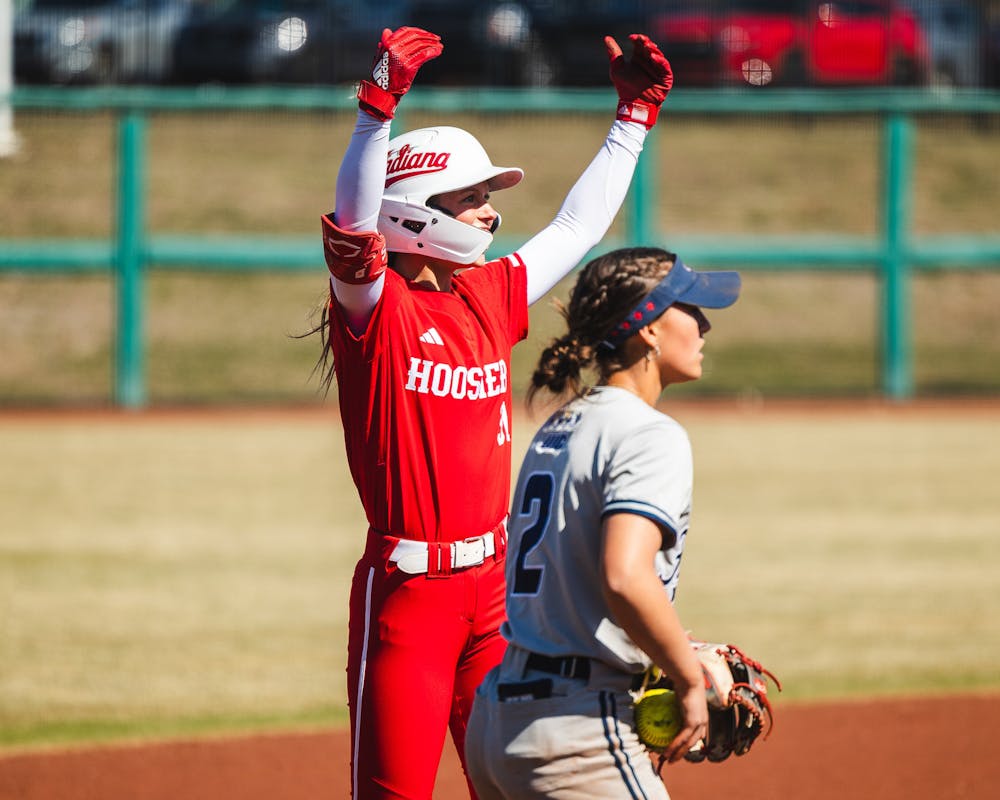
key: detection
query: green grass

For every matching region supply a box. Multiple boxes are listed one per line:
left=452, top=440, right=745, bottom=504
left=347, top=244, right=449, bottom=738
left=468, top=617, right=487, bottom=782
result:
left=671, top=410, right=1000, bottom=700
left=1, top=408, right=998, bottom=750
left=0, top=708, right=344, bottom=752
left=0, top=416, right=361, bottom=747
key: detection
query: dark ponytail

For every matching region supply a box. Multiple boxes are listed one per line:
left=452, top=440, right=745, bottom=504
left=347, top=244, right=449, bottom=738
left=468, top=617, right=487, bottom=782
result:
left=528, top=247, right=676, bottom=404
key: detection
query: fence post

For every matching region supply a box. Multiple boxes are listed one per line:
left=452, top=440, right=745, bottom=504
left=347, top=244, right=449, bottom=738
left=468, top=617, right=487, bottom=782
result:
left=0, top=0, right=20, bottom=157
left=114, top=109, right=146, bottom=409
left=880, top=111, right=914, bottom=400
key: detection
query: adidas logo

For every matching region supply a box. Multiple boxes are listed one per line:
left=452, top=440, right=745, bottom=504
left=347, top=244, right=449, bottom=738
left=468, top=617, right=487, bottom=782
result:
left=373, top=52, right=389, bottom=89
left=419, top=327, right=444, bottom=345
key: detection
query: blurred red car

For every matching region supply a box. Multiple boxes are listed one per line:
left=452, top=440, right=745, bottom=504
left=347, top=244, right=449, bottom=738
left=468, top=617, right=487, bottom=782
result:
left=653, top=0, right=930, bottom=87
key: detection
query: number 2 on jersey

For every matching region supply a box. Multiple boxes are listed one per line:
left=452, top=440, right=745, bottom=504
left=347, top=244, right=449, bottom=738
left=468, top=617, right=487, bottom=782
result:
left=511, top=472, right=554, bottom=595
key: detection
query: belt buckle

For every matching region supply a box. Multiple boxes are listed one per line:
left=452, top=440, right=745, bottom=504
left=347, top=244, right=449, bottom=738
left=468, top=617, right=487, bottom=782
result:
left=453, top=536, right=486, bottom=569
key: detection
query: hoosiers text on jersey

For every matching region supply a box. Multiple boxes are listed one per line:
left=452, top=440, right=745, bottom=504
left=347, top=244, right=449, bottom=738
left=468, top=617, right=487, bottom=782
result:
left=404, top=357, right=508, bottom=400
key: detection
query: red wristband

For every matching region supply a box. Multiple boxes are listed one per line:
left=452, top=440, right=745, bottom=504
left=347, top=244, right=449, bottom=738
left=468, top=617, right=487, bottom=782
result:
left=357, top=80, right=397, bottom=121
left=615, top=99, right=659, bottom=129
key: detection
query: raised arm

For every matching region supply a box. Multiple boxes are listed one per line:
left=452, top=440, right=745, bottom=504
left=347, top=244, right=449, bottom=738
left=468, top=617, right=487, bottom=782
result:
left=517, top=34, right=673, bottom=305
left=325, top=28, right=442, bottom=331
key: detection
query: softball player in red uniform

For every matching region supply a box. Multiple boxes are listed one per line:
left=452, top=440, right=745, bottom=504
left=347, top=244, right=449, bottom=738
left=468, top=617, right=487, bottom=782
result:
left=317, top=26, right=674, bottom=799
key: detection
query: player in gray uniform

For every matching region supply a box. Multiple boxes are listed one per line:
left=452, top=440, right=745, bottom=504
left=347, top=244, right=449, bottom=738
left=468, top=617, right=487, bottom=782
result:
left=465, top=247, right=741, bottom=799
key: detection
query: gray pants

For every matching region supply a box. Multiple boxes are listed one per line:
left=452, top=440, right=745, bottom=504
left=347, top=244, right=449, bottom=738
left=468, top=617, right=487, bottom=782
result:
left=465, top=655, right=669, bottom=800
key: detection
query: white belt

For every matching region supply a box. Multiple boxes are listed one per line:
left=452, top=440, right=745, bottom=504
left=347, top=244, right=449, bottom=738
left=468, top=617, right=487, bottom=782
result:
left=390, top=530, right=498, bottom=575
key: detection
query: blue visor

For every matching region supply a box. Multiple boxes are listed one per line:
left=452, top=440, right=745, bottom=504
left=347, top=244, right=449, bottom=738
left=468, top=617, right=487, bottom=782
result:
left=603, top=259, right=741, bottom=347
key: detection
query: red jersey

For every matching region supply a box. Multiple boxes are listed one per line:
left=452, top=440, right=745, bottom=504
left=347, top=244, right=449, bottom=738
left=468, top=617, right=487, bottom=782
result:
left=328, top=251, right=529, bottom=543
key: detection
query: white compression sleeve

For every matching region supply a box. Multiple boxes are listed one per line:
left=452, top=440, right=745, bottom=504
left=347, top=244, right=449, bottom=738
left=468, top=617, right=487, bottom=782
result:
left=516, top=121, right=647, bottom=306
left=335, top=110, right=391, bottom=231
left=331, top=111, right=391, bottom=330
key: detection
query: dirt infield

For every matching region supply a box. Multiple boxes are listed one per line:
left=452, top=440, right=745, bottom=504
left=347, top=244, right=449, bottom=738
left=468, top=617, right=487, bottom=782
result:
left=1, top=694, right=997, bottom=800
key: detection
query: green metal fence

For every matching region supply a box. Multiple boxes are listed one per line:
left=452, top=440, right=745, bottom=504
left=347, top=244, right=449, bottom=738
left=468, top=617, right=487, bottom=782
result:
left=3, top=86, right=1000, bottom=407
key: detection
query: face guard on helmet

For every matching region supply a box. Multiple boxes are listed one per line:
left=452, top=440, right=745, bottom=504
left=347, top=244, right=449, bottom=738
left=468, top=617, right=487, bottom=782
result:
left=379, top=126, right=523, bottom=265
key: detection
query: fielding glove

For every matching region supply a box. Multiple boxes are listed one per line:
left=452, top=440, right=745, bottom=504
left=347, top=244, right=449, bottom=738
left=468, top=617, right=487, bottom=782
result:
left=358, top=27, right=443, bottom=121
left=605, top=33, right=673, bottom=129
left=684, top=640, right=781, bottom=763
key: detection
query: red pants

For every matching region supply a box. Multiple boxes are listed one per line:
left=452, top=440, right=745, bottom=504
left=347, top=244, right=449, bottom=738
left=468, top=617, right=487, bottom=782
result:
left=347, top=534, right=507, bottom=799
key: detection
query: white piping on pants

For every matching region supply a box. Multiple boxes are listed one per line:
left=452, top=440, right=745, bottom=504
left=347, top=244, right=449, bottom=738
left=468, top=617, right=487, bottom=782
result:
left=352, top=566, right=376, bottom=798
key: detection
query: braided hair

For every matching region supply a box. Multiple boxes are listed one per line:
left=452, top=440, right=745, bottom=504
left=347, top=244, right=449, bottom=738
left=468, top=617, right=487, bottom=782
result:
left=528, top=247, right=677, bottom=404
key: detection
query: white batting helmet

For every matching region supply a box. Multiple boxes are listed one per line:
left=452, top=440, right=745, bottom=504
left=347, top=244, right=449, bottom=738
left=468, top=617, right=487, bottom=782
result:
left=379, top=126, right=523, bottom=264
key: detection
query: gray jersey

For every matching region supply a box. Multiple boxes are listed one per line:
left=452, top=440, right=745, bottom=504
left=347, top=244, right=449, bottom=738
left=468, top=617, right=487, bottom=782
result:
left=502, top=385, right=692, bottom=675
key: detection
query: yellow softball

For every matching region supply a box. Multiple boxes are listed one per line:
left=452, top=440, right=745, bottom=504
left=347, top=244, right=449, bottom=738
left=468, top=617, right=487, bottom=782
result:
left=634, top=688, right=683, bottom=751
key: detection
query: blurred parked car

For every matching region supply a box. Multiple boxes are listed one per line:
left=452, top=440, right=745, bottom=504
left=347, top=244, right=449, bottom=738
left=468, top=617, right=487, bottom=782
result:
left=900, top=0, right=987, bottom=86
left=527, top=0, right=671, bottom=86
left=408, top=0, right=663, bottom=87
left=406, top=0, right=547, bottom=86
left=652, top=0, right=930, bottom=88
left=14, top=0, right=192, bottom=84
left=170, top=0, right=407, bottom=85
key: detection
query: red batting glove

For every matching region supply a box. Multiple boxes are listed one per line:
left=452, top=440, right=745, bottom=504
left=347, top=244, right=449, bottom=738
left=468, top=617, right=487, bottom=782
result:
left=357, top=27, right=443, bottom=121
left=605, top=34, right=673, bottom=129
